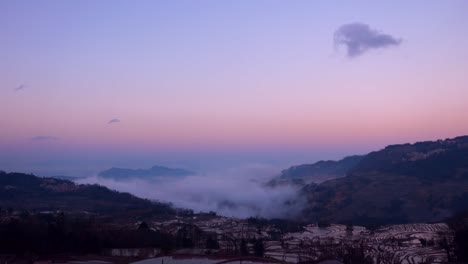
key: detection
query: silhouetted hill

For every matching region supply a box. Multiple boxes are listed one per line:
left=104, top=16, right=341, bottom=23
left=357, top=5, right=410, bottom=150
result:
left=0, top=171, right=175, bottom=217
left=272, top=155, right=364, bottom=185
left=98, top=165, right=195, bottom=180
left=300, top=136, right=468, bottom=226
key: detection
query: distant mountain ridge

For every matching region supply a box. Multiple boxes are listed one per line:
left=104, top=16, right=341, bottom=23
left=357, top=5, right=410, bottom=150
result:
left=98, top=165, right=195, bottom=180
left=350, top=136, right=468, bottom=177
left=298, top=135, right=468, bottom=225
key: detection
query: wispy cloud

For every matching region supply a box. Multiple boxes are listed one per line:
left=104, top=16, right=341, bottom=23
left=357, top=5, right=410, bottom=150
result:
left=108, top=118, right=121, bottom=124
left=31, top=136, right=59, bottom=141
left=334, top=22, right=402, bottom=57
left=14, top=84, right=26, bottom=92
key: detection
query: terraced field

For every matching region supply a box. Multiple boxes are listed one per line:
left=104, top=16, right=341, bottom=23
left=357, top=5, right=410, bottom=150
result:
left=152, top=217, right=454, bottom=264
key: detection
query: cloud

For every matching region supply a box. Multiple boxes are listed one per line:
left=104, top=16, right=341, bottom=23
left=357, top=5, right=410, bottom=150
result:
left=76, top=164, right=305, bottom=219
left=31, top=136, right=59, bottom=141
left=108, top=118, right=120, bottom=124
left=14, top=84, right=26, bottom=92
left=334, top=22, right=402, bottom=57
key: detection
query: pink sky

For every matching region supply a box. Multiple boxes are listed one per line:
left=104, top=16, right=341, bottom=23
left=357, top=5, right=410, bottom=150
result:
left=1, top=1, right=468, bottom=175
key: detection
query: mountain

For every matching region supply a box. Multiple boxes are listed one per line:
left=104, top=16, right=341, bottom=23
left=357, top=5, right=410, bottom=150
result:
left=98, top=165, right=195, bottom=180
left=299, top=136, right=468, bottom=226
left=0, top=171, right=175, bottom=217
left=272, top=155, right=364, bottom=185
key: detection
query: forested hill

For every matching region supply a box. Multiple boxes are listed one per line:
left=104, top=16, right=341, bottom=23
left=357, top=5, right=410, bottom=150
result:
left=300, top=136, right=468, bottom=225
left=273, top=155, right=364, bottom=184
left=0, top=171, right=175, bottom=217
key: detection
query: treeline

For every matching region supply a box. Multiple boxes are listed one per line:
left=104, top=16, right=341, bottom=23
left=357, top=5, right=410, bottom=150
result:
left=350, top=138, right=468, bottom=181
left=247, top=217, right=305, bottom=233
left=0, top=212, right=224, bottom=257
left=0, top=212, right=175, bottom=256
left=447, top=210, right=468, bottom=262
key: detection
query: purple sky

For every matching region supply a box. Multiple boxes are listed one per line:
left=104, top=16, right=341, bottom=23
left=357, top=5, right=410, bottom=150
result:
left=1, top=0, right=468, bottom=176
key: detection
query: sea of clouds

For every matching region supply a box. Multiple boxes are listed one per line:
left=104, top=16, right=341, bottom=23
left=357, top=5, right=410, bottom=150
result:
left=76, top=164, right=304, bottom=219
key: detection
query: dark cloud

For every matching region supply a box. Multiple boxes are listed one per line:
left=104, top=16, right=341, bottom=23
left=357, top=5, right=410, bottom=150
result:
left=14, top=84, right=26, bottom=92
left=334, top=23, right=402, bottom=57
left=31, top=136, right=59, bottom=141
left=108, top=118, right=120, bottom=124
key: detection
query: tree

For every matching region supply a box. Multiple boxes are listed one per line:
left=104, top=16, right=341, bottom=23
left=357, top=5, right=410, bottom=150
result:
left=454, top=230, right=468, bottom=262
left=447, top=210, right=468, bottom=262
left=253, top=239, right=264, bottom=257
left=318, top=220, right=331, bottom=228
left=138, top=221, right=149, bottom=230
left=206, top=236, right=219, bottom=249
left=240, top=239, right=248, bottom=256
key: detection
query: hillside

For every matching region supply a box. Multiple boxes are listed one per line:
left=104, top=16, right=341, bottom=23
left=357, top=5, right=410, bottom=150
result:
left=300, top=136, right=468, bottom=225
left=98, top=165, right=195, bottom=180
left=272, top=155, right=364, bottom=185
left=0, top=171, right=175, bottom=217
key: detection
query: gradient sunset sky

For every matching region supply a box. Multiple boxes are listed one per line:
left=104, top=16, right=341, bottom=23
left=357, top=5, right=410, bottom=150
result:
left=1, top=0, right=468, bottom=176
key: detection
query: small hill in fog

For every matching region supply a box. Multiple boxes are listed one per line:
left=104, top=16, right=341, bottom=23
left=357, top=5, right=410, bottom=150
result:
left=98, top=165, right=195, bottom=180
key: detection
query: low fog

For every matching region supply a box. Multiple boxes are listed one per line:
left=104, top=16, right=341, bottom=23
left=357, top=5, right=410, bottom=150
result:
left=76, top=164, right=304, bottom=219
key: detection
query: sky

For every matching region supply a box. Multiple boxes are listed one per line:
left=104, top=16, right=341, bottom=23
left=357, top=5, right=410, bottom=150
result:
left=1, top=0, right=468, bottom=176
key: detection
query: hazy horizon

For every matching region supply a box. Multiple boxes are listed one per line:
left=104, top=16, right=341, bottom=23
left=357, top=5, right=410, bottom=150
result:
left=1, top=133, right=466, bottom=177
